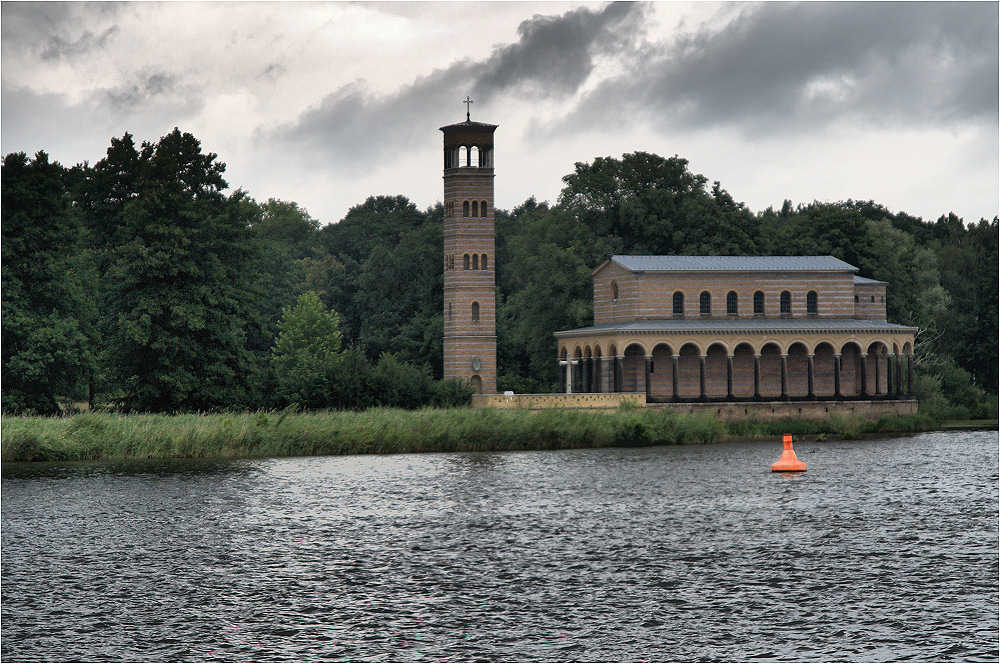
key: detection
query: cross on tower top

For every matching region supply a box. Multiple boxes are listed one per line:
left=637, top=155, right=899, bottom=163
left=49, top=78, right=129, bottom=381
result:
left=463, top=96, right=473, bottom=121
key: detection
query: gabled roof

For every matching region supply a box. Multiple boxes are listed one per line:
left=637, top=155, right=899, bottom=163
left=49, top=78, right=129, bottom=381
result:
left=601, top=255, right=858, bottom=274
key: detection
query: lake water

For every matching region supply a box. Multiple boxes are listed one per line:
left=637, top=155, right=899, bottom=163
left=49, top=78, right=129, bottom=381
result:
left=2, top=430, right=997, bottom=662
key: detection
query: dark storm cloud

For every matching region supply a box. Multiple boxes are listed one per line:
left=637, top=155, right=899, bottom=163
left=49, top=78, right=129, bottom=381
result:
left=270, top=2, right=648, bottom=173
left=476, top=1, right=642, bottom=96
left=553, top=2, right=999, bottom=136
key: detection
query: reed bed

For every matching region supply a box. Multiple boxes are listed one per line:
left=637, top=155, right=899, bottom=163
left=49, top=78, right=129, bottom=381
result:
left=1, top=407, right=936, bottom=463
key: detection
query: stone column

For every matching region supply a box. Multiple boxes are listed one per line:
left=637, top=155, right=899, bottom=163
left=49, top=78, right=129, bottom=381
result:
left=671, top=355, right=680, bottom=401
left=780, top=353, right=788, bottom=400
left=807, top=354, right=815, bottom=400
left=874, top=353, right=882, bottom=397
left=561, top=360, right=571, bottom=394
left=896, top=353, right=903, bottom=399
left=600, top=357, right=612, bottom=393
left=886, top=353, right=895, bottom=397
left=616, top=355, right=624, bottom=394
left=834, top=354, right=842, bottom=399
left=644, top=355, right=653, bottom=401
left=907, top=353, right=915, bottom=398
left=753, top=354, right=762, bottom=401
left=699, top=355, right=707, bottom=401
left=726, top=355, right=735, bottom=401
left=582, top=357, right=590, bottom=394
left=859, top=353, right=868, bottom=398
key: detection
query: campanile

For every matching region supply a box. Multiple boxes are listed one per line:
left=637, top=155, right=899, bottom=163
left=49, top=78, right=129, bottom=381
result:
left=441, top=101, right=497, bottom=394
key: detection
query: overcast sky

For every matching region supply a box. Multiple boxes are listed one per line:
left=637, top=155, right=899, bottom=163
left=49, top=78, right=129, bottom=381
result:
left=3, top=1, right=997, bottom=226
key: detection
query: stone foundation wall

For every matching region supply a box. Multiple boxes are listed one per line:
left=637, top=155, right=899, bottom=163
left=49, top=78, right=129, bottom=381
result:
left=471, top=393, right=918, bottom=421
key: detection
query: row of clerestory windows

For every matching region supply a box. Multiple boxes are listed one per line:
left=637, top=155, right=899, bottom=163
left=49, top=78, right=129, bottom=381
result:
left=446, top=253, right=489, bottom=270
left=651, top=287, right=821, bottom=317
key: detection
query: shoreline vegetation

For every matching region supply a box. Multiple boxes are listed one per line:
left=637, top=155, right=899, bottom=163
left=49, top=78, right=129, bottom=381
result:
left=2, top=407, right=979, bottom=464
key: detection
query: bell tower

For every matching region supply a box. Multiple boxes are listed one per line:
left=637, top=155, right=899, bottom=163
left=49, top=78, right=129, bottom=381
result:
left=441, top=100, right=497, bottom=394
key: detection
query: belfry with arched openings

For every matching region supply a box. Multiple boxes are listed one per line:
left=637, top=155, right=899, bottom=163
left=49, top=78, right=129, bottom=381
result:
left=554, top=256, right=918, bottom=405
left=441, top=107, right=497, bottom=394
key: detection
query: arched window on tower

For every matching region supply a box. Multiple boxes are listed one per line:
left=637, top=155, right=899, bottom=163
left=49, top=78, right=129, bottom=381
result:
left=807, top=291, right=818, bottom=316
left=463, top=254, right=470, bottom=270
left=481, top=254, right=488, bottom=270
left=471, top=301, right=480, bottom=322
left=470, top=146, right=480, bottom=167
left=780, top=290, right=791, bottom=316
left=700, top=291, right=711, bottom=316
left=727, top=291, right=738, bottom=316
left=459, top=146, right=469, bottom=167
left=462, top=201, right=470, bottom=217
left=472, top=201, right=479, bottom=217
left=481, top=200, right=488, bottom=216
left=480, top=147, right=493, bottom=168
left=673, top=291, right=684, bottom=316
left=754, top=291, right=765, bottom=316
left=472, top=254, right=479, bottom=270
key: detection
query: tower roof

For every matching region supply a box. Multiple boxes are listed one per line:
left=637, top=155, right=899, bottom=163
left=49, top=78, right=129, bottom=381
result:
left=440, top=120, right=499, bottom=133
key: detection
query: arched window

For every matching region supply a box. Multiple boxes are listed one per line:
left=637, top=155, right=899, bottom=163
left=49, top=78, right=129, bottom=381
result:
left=780, top=290, right=791, bottom=315
left=753, top=291, right=765, bottom=315
left=479, top=147, right=492, bottom=168
left=470, top=146, right=480, bottom=167
left=472, top=254, right=479, bottom=270
left=463, top=254, right=470, bottom=270
left=471, top=201, right=479, bottom=217
left=807, top=291, right=818, bottom=315
left=481, top=254, right=488, bottom=270
left=611, top=281, right=619, bottom=301
left=673, top=291, right=684, bottom=315
left=462, top=201, right=470, bottom=217
left=700, top=291, right=711, bottom=316
left=727, top=291, right=738, bottom=315
left=481, top=200, right=488, bottom=216
left=459, top=146, right=469, bottom=167
left=471, top=301, right=480, bottom=322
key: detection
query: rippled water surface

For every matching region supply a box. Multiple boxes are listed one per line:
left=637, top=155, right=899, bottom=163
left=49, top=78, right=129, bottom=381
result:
left=3, top=431, right=998, bottom=662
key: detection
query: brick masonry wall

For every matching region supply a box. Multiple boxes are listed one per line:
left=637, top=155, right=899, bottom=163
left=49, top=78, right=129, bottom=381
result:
left=471, top=394, right=919, bottom=421
left=443, top=156, right=497, bottom=392
left=854, top=283, right=888, bottom=320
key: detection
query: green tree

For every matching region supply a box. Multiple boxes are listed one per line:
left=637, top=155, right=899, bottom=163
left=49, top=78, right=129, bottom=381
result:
left=270, top=292, right=342, bottom=408
left=94, top=129, right=261, bottom=411
left=1, top=152, right=93, bottom=414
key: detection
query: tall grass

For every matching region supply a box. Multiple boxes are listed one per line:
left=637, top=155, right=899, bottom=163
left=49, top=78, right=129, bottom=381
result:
left=0, top=407, right=935, bottom=463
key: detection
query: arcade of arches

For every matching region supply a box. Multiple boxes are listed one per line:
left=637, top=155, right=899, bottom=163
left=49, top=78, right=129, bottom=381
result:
left=557, top=337, right=915, bottom=402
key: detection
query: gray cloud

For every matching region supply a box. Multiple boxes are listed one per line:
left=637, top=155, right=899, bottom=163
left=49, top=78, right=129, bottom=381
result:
left=551, top=2, right=999, bottom=136
left=270, top=2, right=648, bottom=173
left=40, top=25, right=119, bottom=61
left=2, top=2, right=126, bottom=61
left=102, top=71, right=181, bottom=110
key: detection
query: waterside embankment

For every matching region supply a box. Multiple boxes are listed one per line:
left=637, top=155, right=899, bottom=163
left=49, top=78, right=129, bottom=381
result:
left=0, top=408, right=947, bottom=464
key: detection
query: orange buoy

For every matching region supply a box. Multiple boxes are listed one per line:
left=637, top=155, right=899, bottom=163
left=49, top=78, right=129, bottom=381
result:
left=771, top=434, right=806, bottom=472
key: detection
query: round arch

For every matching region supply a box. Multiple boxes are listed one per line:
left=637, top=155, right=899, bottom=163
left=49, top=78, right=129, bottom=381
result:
left=705, top=343, right=728, bottom=398
left=787, top=342, right=810, bottom=398
left=650, top=343, right=674, bottom=400
left=622, top=343, right=646, bottom=394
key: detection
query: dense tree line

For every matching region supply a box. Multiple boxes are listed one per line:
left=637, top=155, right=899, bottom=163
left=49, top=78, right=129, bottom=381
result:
left=3, top=134, right=996, bottom=418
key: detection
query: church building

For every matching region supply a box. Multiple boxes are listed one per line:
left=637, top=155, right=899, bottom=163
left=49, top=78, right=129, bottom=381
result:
left=440, top=105, right=919, bottom=417
left=554, top=255, right=918, bottom=404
